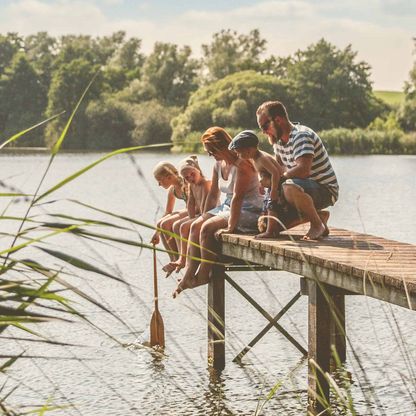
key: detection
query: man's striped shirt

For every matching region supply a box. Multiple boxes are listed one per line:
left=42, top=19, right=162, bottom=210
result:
left=273, top=124, right=339, bottom=204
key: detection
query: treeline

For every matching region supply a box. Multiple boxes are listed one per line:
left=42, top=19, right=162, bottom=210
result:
left=0, top=30, right=415, bottom=153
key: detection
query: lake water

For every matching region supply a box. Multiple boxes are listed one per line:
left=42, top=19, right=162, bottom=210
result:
left=1, top=152, right=416, bottom=415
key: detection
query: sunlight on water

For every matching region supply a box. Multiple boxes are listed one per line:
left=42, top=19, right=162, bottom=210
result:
left=1, top=152, right=416, bottom=415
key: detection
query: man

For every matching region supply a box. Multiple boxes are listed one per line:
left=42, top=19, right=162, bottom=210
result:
left=256, top=100, right=339, bottom=240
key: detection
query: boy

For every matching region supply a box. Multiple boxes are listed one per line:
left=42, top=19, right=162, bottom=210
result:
left=228, top=130, right=286, bottom=238
left=229, top=130, right=329, bottom=238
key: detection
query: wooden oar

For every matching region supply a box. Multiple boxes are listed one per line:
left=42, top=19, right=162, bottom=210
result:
left=150, top=244, right=165, bottom=348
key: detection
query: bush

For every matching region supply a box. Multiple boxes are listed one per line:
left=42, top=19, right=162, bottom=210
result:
left=130, top=100, right=180, bottom=147
left=171, top=70, right=293, bottom=151
left=319, top=128, right=414, bottom=155
left=84, top=98, right=134, bottom=149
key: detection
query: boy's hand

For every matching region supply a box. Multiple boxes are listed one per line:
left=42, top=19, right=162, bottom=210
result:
left=258, top=215, right=267, bottom=233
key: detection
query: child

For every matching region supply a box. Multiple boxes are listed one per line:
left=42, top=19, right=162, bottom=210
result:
left=150, top=161, right=188, bottom=261
left=228, top=130, right=285, bottom=238
left=163, top=155, right=213, bottom=273
left=229, top=130, right=329, bottom=238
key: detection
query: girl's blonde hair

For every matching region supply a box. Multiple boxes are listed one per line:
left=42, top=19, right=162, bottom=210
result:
left=178, top=155, right=203, bottom=177
left=153, top=161, right=179, bottom=179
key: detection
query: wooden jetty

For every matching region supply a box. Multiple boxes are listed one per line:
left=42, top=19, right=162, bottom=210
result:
left=208, top=225, right=416, bottom=415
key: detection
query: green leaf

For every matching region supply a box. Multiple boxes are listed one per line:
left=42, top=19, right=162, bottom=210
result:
left=38, top=247, right=127, bottom=284
left=0, top=112, right=64, bottom=150
left=33, top=143, right=172, bottom=203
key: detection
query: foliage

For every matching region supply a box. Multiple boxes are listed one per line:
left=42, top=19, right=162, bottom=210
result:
left=83, top=97, right=135, bottom=149
left=0, top=53, right=46, bottom=146
left=45, top=59, right=102, bottom=149
left=280, top=39, right=386, bottom=130
left=130, top=100, right=180, bottom=146
left=171, top=70, right=293, bottom=150
left=131, top=42, right=199, bottom=107
left=398, top=38, right=416, bottom=132
left=201, top=29, right=267, bottom=82
left=0, top=32, right=23, bottom=75
left=319, top=127, right=415, bottom=154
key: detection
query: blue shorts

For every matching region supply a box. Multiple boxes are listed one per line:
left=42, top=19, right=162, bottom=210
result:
left=266, top=178, right=333, bottom=226
left=284, top=178, right=333, bottom=210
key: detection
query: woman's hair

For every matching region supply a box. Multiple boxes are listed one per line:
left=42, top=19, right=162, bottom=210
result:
left=152, top=161, right=179, bottom=179
left=178, top=155, right=204, bottom=177
left=201, top=126, right=232, bottom=152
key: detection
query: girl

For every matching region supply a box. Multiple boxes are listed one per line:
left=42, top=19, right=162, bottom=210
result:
left=163, top=155, right=214, bottom=273
left=150, top=161, right=188, bottom=261
left=173, top=127, right=263, bottom=298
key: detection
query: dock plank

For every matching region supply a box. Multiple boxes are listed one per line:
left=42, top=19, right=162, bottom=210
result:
left=219, top=226, right=416, bottom=309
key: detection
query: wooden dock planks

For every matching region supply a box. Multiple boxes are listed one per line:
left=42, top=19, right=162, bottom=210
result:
left=219, top=226, right=416, bottom=310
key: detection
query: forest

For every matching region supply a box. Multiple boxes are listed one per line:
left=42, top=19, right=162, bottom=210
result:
left=1, top=30, right=415, bottom=153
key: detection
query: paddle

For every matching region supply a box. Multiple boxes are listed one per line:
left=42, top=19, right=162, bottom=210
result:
left=150, top=244, right=165, bottom=348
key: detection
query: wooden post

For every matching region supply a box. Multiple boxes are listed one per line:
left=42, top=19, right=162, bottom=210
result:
left=208, top=264, right=225, bottom=371
left=308, top=279, right=332, bottom=415
left=330, top=292, right=346, bottom=368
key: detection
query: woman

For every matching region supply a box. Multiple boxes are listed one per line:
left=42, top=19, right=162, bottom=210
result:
left=173, top=127, right=263, bottom=297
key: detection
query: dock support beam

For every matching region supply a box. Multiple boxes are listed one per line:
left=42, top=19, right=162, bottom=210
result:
left=208, top=265, right=225, bottom=371
left=307, top=279, right=346, bottom=415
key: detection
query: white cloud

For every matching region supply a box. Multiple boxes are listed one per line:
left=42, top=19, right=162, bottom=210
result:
left=1, top=0, right=413, bottom=89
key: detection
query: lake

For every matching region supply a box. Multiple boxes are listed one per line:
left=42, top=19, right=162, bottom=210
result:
left=1, top=152, right=416, bottom=415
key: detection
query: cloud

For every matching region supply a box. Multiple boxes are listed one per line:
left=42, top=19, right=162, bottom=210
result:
left=1, top=0, right=413, bottom=89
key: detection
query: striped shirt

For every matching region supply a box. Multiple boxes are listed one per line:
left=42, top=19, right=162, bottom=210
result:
left=273, top=124, right=339, bottom=204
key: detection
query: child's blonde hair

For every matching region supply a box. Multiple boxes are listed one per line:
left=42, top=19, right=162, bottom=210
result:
left=153, top=161, right=179, bottom=179
left=178, top=155, right=204, bottom=177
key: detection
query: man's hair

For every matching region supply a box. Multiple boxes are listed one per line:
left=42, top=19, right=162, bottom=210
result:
left=256, top=101, right=289, bottom=120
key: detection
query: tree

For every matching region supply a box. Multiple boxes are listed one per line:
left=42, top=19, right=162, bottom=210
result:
left=130, top=100, right=179, bottom=146
left=134, top=42, right=199, bottom=107
left=45, top=58, right=101, bottom=149
left=171, top=70, right=294, bottom=149
left=24, top=32, right=57, bottom=95
left=0, top=53, right=45, bottom=146
left=0, top=33, right=23, bottom=76
left=83, top=98, right=135, bottom=149
left=398, top=38, right=416, bottom=131
left=280, top=39, right=386, bottom=130
left=201, top=29, right=267, bottom=82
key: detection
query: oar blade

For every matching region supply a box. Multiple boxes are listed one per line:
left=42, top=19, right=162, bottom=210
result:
left=150, top=309, right=165, bottom=348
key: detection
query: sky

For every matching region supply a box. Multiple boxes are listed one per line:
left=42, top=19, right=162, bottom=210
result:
left=0, top=0, right=414, bottom=90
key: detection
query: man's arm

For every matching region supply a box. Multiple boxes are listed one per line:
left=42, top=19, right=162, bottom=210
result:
left=284, top=155, right=313, bottom=179
left=258, top=153, right=283, bottom=201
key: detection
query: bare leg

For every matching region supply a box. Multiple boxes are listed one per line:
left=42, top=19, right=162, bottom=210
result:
left=194, top=216, right=228, bottom=283
left=163, top=215, right=189, bottom=274
left=282, top=184, right=326, bottom=240
left=164, top=217, right=194, bottom=273
left=159, top=211, right=187, bottom=261
left=173, top=215, right=208, bottom=298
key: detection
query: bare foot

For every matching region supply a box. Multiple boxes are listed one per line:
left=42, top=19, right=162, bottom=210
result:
left=172, top=283, right=184, bottom=299
left=162, top=262, right=177, bottom=277
left=175, top=257, right=186, bottom=272
left=254, top=231, right=279, bottom=239
left=172, top=277, right=192, bottom=298
left=318, top=210, right=330, bottom=236
left=302, top=222, right=327, bottom=241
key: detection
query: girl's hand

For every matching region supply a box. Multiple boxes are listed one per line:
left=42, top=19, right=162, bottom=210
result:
left=150, top=231, right=160, bottom=245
